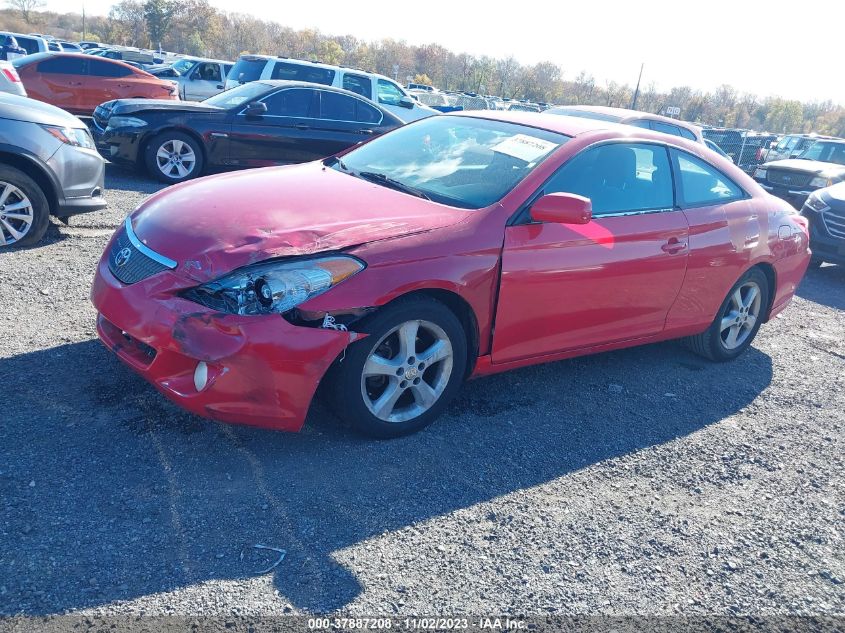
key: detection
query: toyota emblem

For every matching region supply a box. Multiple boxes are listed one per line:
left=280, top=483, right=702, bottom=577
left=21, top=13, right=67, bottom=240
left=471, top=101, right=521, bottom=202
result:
left=115, top=247, right=132, bottom=268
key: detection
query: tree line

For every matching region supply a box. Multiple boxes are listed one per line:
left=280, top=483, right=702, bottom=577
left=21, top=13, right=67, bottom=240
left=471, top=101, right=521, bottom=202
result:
left=3, top=0, right=845, bottom=136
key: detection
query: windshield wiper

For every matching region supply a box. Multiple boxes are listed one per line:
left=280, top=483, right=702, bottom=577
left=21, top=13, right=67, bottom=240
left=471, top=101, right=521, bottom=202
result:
left=357, top=171, right=431, bottom=201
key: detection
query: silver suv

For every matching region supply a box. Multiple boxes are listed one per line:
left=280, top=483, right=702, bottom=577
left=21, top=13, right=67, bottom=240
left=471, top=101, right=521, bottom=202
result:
left=0, top=92, right=106, bottom=247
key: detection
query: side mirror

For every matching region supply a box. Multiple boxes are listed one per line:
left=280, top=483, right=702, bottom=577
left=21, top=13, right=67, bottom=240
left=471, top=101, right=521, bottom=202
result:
left=530, top=193, right=592, bottom=225
left=244, top=101, right=267, bottom=117
left=399, top=96, right=415, bottom=109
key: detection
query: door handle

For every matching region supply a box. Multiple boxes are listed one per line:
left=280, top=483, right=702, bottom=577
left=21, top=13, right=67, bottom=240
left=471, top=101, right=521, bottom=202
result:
left=295, top=124, right=310, bottom=130
left=661, top=237, right=688, bottom=254
left=216, top=84, right=224, bottom=89
left=357, top=129, right=375, bottom=135
left=117, top=84, right=131, bottom=88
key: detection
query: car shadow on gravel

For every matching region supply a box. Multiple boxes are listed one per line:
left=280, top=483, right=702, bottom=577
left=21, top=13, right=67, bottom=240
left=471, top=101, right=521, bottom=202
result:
left=797, top=264, right=845, bottom=310
left=0, top=337, right=773, bottom=615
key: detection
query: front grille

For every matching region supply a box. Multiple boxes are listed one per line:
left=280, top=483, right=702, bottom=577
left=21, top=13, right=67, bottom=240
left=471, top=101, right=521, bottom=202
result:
left=766, top=169, right=813, bottom=189
left=822, top=207, right=845, bottom=238
left=108, top=223, right=170, bottom=284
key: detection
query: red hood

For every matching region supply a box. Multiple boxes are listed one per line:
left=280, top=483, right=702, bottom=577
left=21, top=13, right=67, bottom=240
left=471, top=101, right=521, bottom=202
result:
left=131, top=162, right=472, bottom=282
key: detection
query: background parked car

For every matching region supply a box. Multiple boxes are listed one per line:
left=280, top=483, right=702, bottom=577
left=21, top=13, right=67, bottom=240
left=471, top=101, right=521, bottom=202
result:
left=13, top=53, right=179, bottom=116
left=800, top=181, right=845, bottom=267
left=77, top=41, right=104, bottom=50
left=763, top=133, right=833, bottom=162
left=225, top=55, right=438, bottom=122
left=704, top=138, right=733, bottom=162
left=0, top=34, right=26, bottom=61
left=93, top=80, right=404, bottom=184
left=148, top=56, right=233, bottom=101
left=0, top=60, right=26, bottom=96
left=753, top=139, right=845, bottom=208
left=89, top=47, right=164, bottom=67
left=48, top=40, right=84, bottom=53
left=0, top=92, right=105, bottom=246
left=544, top=105, right=705, bottom=143
left=0, top=31, right=48, bottom=56
left=702, top=128, right=778, bottom=173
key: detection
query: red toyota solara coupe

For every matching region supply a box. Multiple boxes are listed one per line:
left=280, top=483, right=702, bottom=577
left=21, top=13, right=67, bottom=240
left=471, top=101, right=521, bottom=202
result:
left=91, top=111, right=810, bottom=438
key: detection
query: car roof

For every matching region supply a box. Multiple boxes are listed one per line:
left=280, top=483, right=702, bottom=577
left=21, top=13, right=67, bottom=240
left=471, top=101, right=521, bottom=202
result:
left=451, top=109, right=706, bottom=145
left=15, top=51, right=151, bottom=74
left=549, top=104, right=702, bottom=132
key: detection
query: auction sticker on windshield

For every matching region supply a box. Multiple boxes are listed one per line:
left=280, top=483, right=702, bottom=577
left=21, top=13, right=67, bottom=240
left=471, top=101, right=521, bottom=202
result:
left=492, top=134, right=559, bottom=163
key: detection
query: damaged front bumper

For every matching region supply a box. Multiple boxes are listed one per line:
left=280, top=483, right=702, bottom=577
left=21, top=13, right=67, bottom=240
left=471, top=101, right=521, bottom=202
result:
left=91, top=256, right=357, bottom=432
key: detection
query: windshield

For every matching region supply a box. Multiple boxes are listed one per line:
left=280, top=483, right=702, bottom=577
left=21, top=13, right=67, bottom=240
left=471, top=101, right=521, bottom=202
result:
left=334, top=115, right=569, bottom=209
left=203, top=82, right=268, bottom=108
left=172, top=59, right=199, bottom=75
left=798, top=142, right=845, bottom=166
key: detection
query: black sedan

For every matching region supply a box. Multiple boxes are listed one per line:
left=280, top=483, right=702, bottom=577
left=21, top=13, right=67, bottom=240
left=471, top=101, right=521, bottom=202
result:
left=92, top=81, right=404, bottom=183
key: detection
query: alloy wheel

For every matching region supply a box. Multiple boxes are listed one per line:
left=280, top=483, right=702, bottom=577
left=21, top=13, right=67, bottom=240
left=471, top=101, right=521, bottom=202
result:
left=719, top=280, right=762, bottom=350
left=360, top=319, right=454, bottom=423
left=155, top=139, right=197, bottom=179
left=0, top=181, right=34, bottom=246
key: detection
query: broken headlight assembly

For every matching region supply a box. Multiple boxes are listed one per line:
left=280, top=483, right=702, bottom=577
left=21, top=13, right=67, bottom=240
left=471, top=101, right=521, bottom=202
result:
left=182, top=256, right=365, bottom=316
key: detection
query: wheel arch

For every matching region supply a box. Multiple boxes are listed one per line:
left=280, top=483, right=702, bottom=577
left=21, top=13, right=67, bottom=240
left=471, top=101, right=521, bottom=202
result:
left=749, top=261, right=777, bottom=322
left=0, top=149, right=58, bottom=213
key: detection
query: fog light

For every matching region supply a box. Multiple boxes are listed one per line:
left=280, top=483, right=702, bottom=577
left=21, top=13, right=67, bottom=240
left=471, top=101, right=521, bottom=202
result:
left=194, top=361, right=208, bottom=392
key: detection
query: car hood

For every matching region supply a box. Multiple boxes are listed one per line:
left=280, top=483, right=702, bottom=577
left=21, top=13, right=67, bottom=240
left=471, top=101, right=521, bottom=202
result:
left=763, top=158, right=845, bottom=176
left=106, top=98, right=222, bottom=116
left=819, top=181, right=845, bottom=204
left=130, top=162, right=473, bottom=283
left=0, top=92, right=87, bottom=127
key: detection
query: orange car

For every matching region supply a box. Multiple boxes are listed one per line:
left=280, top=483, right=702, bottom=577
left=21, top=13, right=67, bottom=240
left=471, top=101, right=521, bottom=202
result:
left=13, top=53, right=177, bottom=116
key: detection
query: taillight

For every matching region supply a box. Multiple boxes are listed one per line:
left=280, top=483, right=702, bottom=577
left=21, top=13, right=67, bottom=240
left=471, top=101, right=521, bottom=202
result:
left=1, top=67, right=21, bottom=83
left=756, top=148, right=763, bottom=161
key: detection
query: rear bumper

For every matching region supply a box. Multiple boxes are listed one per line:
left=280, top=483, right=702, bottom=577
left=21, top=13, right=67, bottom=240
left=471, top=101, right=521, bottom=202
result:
left=91, top=256, right=356, bottom=432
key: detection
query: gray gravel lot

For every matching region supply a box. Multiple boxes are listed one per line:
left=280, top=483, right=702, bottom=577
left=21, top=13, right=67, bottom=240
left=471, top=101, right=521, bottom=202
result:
left=0, top=166, right=843, bottom=617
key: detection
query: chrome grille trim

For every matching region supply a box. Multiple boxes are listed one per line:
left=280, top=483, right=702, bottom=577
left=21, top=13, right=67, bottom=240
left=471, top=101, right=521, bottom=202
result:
left=123, top=217, right=177, bottom=269
left=822, top=207, right=845, bottom=238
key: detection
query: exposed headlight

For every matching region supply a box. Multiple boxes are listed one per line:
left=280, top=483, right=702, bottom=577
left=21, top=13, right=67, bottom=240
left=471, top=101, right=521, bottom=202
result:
left=809, top=176, right=832, bottom=188
left=804, top=191, right=830, bottom=213
left=753, top=168, right=767, bottom=181
left=42, top=125, right=96, bottom=150
left=184, top=256, right=365, bottom=315
left=107, top=116, right=148, bottom=129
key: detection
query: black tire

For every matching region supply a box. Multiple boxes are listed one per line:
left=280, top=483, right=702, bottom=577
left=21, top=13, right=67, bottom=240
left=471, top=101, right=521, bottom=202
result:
left=0, top=164, right=50, bottom=248
left=326, top=296, right=468, bottom=439
left=144, top=131, right=204, bottom=184
left=685, top=267, right=770, bottom=362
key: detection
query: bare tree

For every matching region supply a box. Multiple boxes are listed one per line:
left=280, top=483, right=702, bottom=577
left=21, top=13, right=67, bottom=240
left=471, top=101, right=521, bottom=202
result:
left=5, top=0, right=45, bottom=24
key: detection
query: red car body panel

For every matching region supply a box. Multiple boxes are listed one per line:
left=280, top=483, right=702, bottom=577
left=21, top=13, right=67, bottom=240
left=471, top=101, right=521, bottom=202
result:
left=17, top=53, right=177, bottom=116
left=91, top=111, right=811, bottom=432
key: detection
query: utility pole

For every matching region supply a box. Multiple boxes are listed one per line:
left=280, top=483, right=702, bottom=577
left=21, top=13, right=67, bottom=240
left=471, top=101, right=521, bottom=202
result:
left=82, top=3, right=86, bottom=40
left=630, top=62, right=644, bottom=110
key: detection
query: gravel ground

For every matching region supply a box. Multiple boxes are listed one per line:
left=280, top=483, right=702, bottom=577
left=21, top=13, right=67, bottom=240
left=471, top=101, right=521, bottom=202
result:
left=0, top=166, right=843, bottom=617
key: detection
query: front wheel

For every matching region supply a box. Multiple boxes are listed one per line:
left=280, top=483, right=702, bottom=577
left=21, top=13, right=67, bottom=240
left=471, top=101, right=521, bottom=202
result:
left=144, top=132, right=204, bottom=184
left=0, top=165, right=50, bottom=248
left=685, top=267, right=769, bottom=362
left=326, top=297, right=467, bottom=438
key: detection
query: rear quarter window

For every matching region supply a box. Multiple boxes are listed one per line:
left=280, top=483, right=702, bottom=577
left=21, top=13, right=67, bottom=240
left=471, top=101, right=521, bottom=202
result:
left=270, top=61, right=335, bottom=85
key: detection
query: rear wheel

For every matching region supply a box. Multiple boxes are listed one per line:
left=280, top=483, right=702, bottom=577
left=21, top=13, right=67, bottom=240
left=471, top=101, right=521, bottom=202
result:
left=685, top=267, right=769, bottom=362
left=0, top=165, right=50, bottom=248
left=326, top=297, right=467, bottom=438
left=144, top=131, right=204, bottom=184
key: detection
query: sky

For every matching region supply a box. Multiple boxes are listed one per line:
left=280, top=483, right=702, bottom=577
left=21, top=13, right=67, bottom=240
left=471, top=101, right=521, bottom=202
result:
left=44, top=0, right=845, bottom=104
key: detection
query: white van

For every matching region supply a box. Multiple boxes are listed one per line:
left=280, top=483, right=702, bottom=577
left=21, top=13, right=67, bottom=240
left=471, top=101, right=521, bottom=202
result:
left=0, top=32, right=48, bottom=56
left=224, top=55, right=437, bottom=122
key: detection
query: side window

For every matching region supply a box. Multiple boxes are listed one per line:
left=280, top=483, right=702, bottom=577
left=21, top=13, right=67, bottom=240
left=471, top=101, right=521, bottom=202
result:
left=672, top=150, right=745, bottom=207
left=679, top=127, right=697, bottom=141
left=37, top=57, right=86, bottom=74
left=260, top=88, right=315, bottom=117
left=342, top=74, right=372, bottom=98
left=544, top=143, right=674, bottom=216
left=377, top=79, right=405, bottom=106
left=628, top=119, right=651, bottom=129
left=270, top=61, right=334, bottom=85
left=356, top=101, right=382, bottom=124
left=87, top=59, right=132, bottom=78
left=319, top=91, right=356, bottom=121
left=194, top=62, right=221, bottom=82
left=651, top=121, right=683, bottom=138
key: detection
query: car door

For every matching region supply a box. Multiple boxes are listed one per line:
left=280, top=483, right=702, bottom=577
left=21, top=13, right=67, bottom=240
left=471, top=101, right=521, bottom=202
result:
left=30, top=55, right=87, bottom=112
left=183, top=62, right=224, bottom=101
left=84, top=58, right=134, bottom=110
left=226, top=87, right=319, bottom=167
left=306, top=89, right=384, bottom=157
left=664, top=149, right=758, bottom=332
left=492, top=142, right=690, bottom=364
